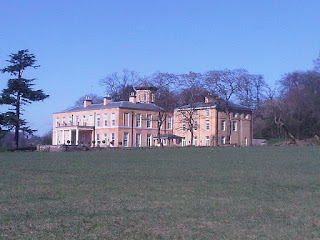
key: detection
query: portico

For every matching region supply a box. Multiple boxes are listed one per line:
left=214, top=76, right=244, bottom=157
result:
left=54, top=125, right=94, bottom=145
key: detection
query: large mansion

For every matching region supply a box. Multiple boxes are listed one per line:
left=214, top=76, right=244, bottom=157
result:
left=52, top=82, right=252, bottom=147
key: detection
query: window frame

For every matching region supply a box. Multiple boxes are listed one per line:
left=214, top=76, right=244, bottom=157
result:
left=123, top=132, right=129, bottom=147
left=206, top=120, right=210, bottom=130
left=136, top=114, right=142, bottom=127
left=221, top=120, right=226, bottom=131
left=146, top=114, right=152, bottom=128
left=233, top=121, right=237, bottom=132
left=111, top=113, right=116, bottom=126
left=221, top=136, right=226, bottom=145
left=104, top=113, right=108, bottom=126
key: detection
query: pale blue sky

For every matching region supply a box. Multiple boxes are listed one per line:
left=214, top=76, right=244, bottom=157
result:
left=1, top=0, right=320, bottom=135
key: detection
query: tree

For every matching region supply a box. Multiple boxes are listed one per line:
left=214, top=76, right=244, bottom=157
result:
left=0, top=50, right=49, bottom=148
left=0, top=112, right=14, bottom=140
left=278, top=70, right=320, bottom=139
left=41, top=131, right=52, bottom=145
left=175, top=72, right=207, bottom=145
left=314, top=52, right=320, bottom=72
left=254, top=70, right=320, bottom=140
left=150, top=72, right=179, bottom=111
left=205, top=69, right=243, bottom=144
left=74, top=93, right=103, bottom=107
left=100, top=69, right=138, bottom=101
left=236, top=73, right=266, bottom=108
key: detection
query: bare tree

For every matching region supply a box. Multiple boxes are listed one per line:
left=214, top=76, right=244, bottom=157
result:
left=252, top=74, right=266, bottom=107
left=150, top=72, right=179, bottom=111
left=100, top=69, right=139, bottom=101
left=205, top=69, right=243, bottom=144
left=155, top=111, right=167, bottom=147
left=174, top=72, right=206, bottom=145
left=236, top=72, right=266, bottom=108
left=314, top=51, right=320, bottom=72
left=74, top=93, right=103, bottom=107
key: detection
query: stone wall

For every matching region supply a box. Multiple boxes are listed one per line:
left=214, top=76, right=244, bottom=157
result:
left=37, top=145, right=88, bottom=152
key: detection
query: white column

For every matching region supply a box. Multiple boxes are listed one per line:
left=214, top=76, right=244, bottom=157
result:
left=69, top=130, right=72, bottom=145
left=76, top=129, right=79, bottom=145
left=62, top=130, right=65, bottom=144
left=55, top=130, right=58, bottom=145
left=91, top=131, right=95, bottom=146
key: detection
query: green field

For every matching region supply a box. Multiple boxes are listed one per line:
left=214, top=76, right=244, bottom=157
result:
left=0, top=147, right=319, bottom=239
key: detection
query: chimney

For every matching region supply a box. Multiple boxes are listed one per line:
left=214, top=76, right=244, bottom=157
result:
left=103, top=94, right=111, bottom=105
left=129, top=92, right=136, bottom=103
left=205, top=94, right=220, bottom=103
left=205, top=96, right=212, bottom=103
left=83, top=96, right=92, bottom=108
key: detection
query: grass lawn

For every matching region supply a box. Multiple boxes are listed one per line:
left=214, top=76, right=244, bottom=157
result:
left=0, top=147, right=319, bottom=239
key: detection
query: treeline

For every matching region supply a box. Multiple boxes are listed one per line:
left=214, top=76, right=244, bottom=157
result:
left=94, top=53, right=320, bottom=140
left=0, top=131, right=52, bottom=148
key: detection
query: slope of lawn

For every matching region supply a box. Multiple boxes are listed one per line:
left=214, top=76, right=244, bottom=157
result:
left=0, top=147, right=319, bottom=239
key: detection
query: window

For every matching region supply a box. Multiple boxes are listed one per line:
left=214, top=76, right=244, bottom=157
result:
left=75, top=116, right=79, bottom=125
left=111, top=113, right=116, bottom=126
left=81, top=134, right=85, bottom=144
left=206, top=136, right=210, bottom=146
left=69, top=116, right=72, bottom=125
left=147, top=114, right=152, bottom=128
left=56, top=118, right=60, bottom=127
left=205, top=109, right=210, bottom=117
left=233, top=112, right=238, bottom=118
left=193, top=137, right=198, bottom=146
left=96, top=133, right=100, bottom=141
left=96, top=114, right=101, bottom=127
left=111, top=133, right=115, bottom=145
left=206, top=120, right=210, bottom=130
left=144, top=93, right=147, bottom=102
left=104, top=113, right=108, bottom=126
left=194, top=110, right=198, bottom=118
left=194, top=121, right=197, bottom=131
left=62, top=117, right=66, bottom=125
left=182, top=122, right=186, bottom=131
left=233, top=121, right=237, bottom=132
left=147, top=134, right=152, bottom=147
left=167, top=116, right=173, bottom=129
left=136, top=114, right=142, bottom=127
left=123, top=112, right=129, bottom=126
left=221, top=120, right=226, bottom=131
left=136, top=133, right=141, bottom=147
left=182, top=137, right=186, bottom=146
left=104, top=133, right=107, bottom=144
left=221, top=136, right=226, bottom=145
left=89, top=115, right=93, bottom=126
left=82, top=115, right=86, bottom=125
left=123, top=132, right=129, bottom=147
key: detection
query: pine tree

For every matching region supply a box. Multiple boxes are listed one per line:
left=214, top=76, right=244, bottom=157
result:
left=1, top=49, right=49, bottom=147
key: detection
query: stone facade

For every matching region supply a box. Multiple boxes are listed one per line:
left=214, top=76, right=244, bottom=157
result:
left=53, top=84, right=252, bottom=147
left=173, top=108, right=252, bottom=147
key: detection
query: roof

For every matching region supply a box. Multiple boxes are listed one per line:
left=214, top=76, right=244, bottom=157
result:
left=56, top=101, right=163, bottom=114
left=176, top=100, right=252, bottom=112
left=135, top=80, right=158, bottom=90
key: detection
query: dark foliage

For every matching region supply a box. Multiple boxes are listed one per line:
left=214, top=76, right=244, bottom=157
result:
left=0, top=50, right=49, bottom=147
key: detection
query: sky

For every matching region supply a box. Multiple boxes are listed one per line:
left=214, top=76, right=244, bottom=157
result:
left=0, top=0, right=320, bottom=136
